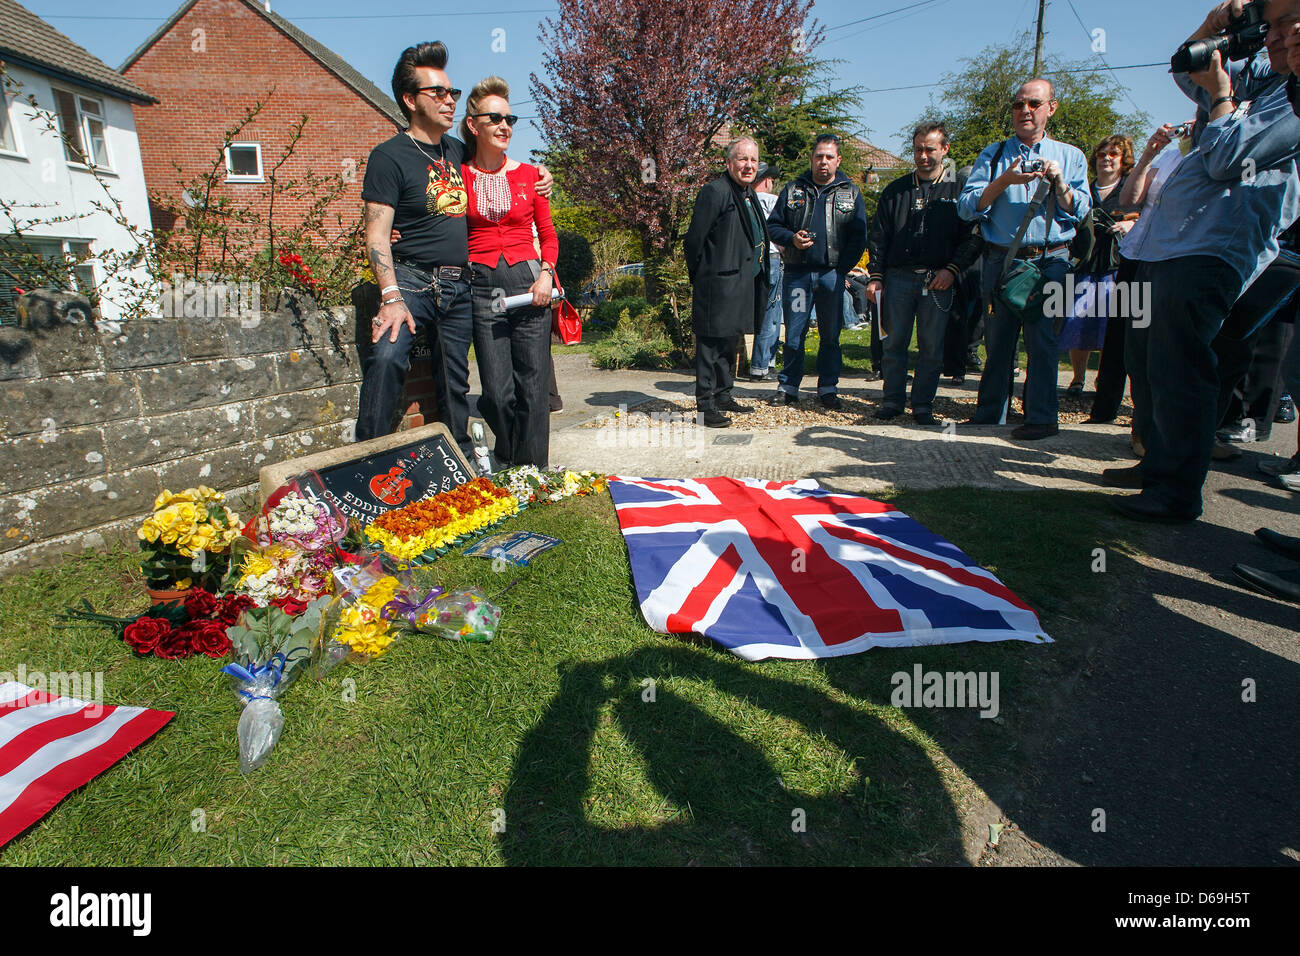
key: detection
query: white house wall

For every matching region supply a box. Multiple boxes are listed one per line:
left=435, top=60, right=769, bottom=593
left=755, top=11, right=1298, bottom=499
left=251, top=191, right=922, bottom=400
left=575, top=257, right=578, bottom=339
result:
left=1, top=64, right=155, bottom=321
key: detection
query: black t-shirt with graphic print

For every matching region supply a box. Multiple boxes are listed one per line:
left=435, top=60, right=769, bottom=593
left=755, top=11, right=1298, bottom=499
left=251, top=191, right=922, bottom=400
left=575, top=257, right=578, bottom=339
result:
left=362, top=132, right=469, bottom=267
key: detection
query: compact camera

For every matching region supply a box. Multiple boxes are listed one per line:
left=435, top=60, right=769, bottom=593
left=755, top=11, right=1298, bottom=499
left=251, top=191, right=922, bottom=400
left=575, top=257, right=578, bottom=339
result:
left=1021, top=159, right=1046, bottom=174
left=1172, top=122, right=1195, bottom=138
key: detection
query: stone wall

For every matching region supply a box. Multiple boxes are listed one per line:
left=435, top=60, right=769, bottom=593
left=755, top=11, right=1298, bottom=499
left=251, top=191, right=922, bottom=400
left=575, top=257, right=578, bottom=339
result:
left=0, top=291, right=373, bottom=575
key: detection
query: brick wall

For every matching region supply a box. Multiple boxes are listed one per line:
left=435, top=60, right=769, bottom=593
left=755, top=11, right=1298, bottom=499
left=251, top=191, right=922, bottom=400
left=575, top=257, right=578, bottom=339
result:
left=123, top=0, right=400, bottom=240
left=0, top=291, right=435, bottom=577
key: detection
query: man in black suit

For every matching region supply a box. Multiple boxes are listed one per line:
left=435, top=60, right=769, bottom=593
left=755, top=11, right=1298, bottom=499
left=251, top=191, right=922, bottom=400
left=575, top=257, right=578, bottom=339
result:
left=684, top=137, right=772, bottom=428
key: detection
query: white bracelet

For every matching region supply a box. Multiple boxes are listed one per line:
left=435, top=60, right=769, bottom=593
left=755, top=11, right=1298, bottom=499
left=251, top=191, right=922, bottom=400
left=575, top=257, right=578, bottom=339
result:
left=380, top=284, right=399, bottom=296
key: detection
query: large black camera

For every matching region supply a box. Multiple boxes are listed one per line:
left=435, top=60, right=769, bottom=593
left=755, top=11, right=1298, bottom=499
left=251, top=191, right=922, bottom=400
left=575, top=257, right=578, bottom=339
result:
left=1170, top=1, right=1269, bottom=74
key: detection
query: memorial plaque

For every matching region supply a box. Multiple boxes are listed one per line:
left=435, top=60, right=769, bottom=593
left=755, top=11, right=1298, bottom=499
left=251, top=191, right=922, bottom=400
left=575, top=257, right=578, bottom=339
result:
left=259, top=422, right=475, bottom=523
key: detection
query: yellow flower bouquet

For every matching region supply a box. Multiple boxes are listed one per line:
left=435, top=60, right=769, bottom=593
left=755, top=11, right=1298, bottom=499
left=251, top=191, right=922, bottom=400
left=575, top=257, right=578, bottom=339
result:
left=137, top=486, right=242, bottom=592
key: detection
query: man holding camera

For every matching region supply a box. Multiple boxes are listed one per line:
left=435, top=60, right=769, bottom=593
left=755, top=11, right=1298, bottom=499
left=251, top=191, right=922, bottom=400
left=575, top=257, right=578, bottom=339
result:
left=866, top=122, right=983, bottom=427
left=1106, top=0, right=1300, bottom=523
left=766, top=134, right=869, bottom=410
left=957, top=79, right=1091, bottom=440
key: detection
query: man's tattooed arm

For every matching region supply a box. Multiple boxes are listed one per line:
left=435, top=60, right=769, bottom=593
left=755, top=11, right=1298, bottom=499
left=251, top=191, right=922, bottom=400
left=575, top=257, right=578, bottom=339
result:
left=364, top=202, right=399, bottom=293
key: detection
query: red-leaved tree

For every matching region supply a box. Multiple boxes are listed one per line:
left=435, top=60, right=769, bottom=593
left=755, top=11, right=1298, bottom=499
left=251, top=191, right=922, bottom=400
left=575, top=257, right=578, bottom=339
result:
left=532, top=0, right=819, bottom=302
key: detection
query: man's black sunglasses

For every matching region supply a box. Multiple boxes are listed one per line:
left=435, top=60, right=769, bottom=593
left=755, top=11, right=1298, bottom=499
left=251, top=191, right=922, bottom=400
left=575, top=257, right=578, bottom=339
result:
left=416, top=85, right=462, bottom=102
left=470, top=111, right=519, bottom=127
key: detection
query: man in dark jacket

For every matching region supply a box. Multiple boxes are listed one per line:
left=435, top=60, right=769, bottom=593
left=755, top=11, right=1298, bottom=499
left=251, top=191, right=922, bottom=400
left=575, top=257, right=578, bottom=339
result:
left=766, top=134, right=869, bottom=409
left=684, top=137, right=772, bottom=428
left=866, top=122, right=983, bottom=426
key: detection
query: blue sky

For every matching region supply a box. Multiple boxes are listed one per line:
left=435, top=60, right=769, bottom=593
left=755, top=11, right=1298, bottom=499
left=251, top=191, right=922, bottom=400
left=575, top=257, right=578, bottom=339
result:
left=32, top=0, right=1209, bottom=160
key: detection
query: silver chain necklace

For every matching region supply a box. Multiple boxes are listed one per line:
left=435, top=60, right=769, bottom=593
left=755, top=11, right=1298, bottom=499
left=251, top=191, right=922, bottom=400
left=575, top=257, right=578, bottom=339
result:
left=406, top=130, right=446, bottom=166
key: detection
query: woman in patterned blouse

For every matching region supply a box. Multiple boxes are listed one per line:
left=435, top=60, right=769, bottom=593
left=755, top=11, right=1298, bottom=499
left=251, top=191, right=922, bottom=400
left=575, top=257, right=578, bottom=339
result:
left=459, top=76, right=559, bottom=470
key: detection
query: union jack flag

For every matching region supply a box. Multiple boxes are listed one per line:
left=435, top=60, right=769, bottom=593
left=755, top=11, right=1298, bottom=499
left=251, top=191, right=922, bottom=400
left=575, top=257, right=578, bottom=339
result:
left=608, top=477, right=1051, bottom=661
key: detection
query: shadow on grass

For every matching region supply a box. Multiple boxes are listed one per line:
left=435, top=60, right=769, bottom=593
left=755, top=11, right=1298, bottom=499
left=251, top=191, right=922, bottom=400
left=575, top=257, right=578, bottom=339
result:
left=500, top=646, right=964, bottom=866
left=800, top=428, right=1300, bottom=865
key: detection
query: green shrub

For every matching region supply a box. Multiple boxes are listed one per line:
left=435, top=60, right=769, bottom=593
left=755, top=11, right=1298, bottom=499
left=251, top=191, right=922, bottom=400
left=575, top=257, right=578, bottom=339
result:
left=608, top=273, right=645, bottom=300
left=556, top=229, right=595, bottom=290
left=589, top=308, right=675, bottom=370
left=592, top=294, right=649, bottom=331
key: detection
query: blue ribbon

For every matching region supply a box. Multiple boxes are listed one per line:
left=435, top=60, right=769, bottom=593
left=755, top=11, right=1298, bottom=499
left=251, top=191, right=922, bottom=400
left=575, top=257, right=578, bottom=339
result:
left=221, top=647, right=307, bottom=701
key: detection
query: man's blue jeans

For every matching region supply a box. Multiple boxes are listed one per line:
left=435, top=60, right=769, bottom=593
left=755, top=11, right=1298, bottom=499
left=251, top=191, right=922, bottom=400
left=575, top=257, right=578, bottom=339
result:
left=751, top=255, right=783, bottom=373
left=974, top=252, right=1069, bottom=425
left=1128, top=256, right=1244, bottom=515
left=779, top=267, right=845, bottom=398
left=880, top=268, right=949, bottom=415
left=355, top=260, right=474, bottom=459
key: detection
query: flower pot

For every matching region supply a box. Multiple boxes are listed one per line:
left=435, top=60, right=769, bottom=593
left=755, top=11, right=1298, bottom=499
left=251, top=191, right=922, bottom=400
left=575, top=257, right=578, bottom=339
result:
left=145, top=585, right=190, bottom=609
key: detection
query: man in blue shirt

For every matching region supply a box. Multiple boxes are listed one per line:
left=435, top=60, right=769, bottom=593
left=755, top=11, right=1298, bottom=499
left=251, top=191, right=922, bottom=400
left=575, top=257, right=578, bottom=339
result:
left=958, top=79, right=1091, bottom=440
left=1106, top=0, right=1300, bottom=523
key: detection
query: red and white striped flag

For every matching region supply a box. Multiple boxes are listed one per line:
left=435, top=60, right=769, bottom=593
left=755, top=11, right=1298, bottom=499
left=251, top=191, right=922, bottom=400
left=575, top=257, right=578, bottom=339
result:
left=0, top=681, right=174, bottom=848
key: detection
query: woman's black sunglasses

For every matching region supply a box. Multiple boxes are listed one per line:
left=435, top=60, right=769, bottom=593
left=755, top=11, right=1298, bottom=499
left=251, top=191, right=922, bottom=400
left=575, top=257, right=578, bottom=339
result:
left=470, top=111, right=519, bottom=127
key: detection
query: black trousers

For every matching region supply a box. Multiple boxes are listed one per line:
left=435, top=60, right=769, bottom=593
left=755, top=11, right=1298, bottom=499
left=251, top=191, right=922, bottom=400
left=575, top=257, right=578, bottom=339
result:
left=696, top=334, right=738, bottom=409
left=470, top=256, right=551, bottom=469
left=1212, top=253, right=1300, bottom=435
left=1216, top=306, right=1297, bottom=433
left=943, top=274, right=984, bottom=376
left=1128, top=257, right=1244, bottom=515
left=1090, top=256, right=1140, bottom=422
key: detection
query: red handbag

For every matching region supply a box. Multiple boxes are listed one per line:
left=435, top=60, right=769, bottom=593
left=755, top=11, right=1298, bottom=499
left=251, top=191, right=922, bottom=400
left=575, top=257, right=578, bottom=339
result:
left=551, top=284, right=582, bottom=345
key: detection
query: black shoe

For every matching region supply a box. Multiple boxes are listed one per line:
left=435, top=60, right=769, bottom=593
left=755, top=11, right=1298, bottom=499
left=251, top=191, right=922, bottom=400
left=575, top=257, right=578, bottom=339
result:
left=1231, top=563, right=1300, bottom=602
left=1256, top=527, right=1300, bottom=561
left=1258, top=453, right=1300, bottom=477
left=1010, top=423, right=1059, bottom=440
left=772, top=392, right=799, bottom=406
left=820, top=394, right=843, bottom=411
left=1065, top=382, right=1084, bottom=399
left=549, top=402, right=563, bottom=413
left=1212, top=440, right=1243, bottom=462
left=874, top=406, right=903, bottom=420
left=1100, top=464, right=1143, bottom=489
left=1110, top=493, right=1198, bottom=523
left=950, top=373, right=965, bottom=386
left=1276, top=394, right=1296, bottom=424
left=1216, top=420, right=1260, bottom=443
left=1085, top=412, right=1116, bottom=424
left=914, top=411, right=939, bottom=427
left=701, top=409, right=731, bottom=428
left=718, top=399, right=751, bottom=414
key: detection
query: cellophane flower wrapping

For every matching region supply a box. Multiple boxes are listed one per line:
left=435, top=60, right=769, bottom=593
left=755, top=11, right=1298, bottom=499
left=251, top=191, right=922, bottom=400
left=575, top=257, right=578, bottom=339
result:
left=221, top=597, right=326, bottom=772
left=312, top=558, right=418, bottom=675
left=406, top=587, right=502, bottom=644
left=227, top=488, right=349, bottom=614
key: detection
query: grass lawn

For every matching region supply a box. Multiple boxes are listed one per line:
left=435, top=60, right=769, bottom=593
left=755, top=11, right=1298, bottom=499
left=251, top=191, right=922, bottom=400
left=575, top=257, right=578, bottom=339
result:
left=803, top=326, right=1093, bottom=376
left=0, top=486, right=1134, bottom=865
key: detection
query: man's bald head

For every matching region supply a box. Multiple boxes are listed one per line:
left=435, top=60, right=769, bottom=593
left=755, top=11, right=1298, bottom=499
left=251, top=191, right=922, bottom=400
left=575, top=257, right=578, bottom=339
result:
left=1012, top=77, right=1059, bottom=144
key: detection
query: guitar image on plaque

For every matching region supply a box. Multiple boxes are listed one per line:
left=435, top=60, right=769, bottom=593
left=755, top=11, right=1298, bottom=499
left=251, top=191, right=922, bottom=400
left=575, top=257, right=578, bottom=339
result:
left=369, top=465, right=414, bottom=506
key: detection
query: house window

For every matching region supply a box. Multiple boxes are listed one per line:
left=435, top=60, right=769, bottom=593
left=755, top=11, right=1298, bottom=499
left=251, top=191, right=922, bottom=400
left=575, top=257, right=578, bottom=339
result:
left=0, top=95, right=17, bottom=154
left=52, top=88, right=111, bottom=169
left=0, top=236, right=96, bottom=324
left=225, top=143, right=263, bottom=182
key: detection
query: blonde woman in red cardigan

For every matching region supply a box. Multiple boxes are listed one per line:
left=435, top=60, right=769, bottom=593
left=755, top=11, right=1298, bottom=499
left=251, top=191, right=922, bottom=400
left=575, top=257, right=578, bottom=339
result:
left=459, top=76, right=559, bottom=469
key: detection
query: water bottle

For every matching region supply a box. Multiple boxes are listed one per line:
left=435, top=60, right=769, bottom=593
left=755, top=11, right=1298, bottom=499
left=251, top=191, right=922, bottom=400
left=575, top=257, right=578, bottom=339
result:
left=470, top=421, right=492, bottom=477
